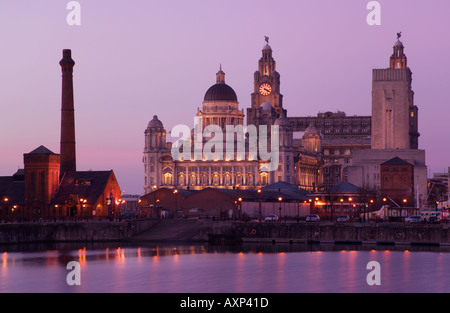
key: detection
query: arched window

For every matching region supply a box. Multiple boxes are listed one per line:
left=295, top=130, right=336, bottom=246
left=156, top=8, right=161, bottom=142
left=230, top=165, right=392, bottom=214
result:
left=224, top=173, right=231, bottom=186
left=179, top=174, right=186, bottom=186
left=213, top=173, right=220, bottom=186
left=190, top=173, right=196, bottom=186
left=236, top=174, right=243, bottom=186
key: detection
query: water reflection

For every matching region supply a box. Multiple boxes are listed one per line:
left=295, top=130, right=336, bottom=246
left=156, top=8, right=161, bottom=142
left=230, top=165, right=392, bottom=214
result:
left=1, top=242, right=450, bottom=293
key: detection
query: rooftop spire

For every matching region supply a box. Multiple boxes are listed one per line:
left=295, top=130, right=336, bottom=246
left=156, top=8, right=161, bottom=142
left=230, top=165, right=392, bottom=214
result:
left=390, top=33, right=407, bottom=69
left=216, top=65, right=225, bottom=84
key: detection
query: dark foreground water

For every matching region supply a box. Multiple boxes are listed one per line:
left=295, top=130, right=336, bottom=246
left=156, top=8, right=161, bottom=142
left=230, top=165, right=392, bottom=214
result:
left=1, top=243, right=450, bottom=293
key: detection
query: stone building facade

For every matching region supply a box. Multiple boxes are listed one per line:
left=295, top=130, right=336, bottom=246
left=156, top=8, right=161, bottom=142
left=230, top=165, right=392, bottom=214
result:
left=143, top=43, right=323, bottom=194
left=144, top=37, right=428, bottom=209
left=347, top=38, right=427, bottom=208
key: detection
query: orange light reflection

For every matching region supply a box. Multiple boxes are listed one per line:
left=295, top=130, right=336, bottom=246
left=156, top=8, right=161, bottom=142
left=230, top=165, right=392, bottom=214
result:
left=2, top=252, right=7, bottom=269
left=78, top=247, right=87, bottom=265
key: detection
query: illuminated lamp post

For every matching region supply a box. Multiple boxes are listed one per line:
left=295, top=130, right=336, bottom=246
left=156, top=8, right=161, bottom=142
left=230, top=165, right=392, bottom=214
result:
left=278, top=197, right=283, bottom=222
left=238, top=197, right=243, bottom=221
left=402, top=198, right=407, bottom=221
left=2, top=197, right=9, bottom=222
left=257, top=189, right=262, bottom=222
left=173, top=189, right=178, bottom=218
left=348, top=197, right=353, bottom=220
left=315, top=197, right=320, bottom=219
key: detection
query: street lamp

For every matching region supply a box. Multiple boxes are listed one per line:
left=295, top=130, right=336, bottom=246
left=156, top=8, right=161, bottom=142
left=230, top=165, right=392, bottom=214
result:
left=349, top=197, right=353, bottom=220
left=257, top=189, right=262, bottom=222
left=238, top=197, right=243, bottom=220
left=173, top=189, right=178, bottom=218
left=278, top=197, right=283, bottom=222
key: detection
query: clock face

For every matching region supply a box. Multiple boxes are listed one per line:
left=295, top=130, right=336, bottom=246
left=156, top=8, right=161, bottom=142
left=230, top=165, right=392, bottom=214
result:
left=259, top=83, right=272, bottom=96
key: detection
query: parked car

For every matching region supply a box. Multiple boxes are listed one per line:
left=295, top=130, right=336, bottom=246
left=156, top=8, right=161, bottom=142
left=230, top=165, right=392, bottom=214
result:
left=306, top=214, right=320, bottom=222
left=405, top=216, right=422, bottom=224
left=264, top=214, right=279, bottom=222
left=336, top=215, right=350, bottom=223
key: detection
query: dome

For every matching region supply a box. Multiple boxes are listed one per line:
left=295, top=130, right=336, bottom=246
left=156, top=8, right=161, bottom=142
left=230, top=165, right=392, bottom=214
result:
left=394, top=40, right=404, bottom=47
left=204, top=83, right=238, bottom=102
left=274, top=114, right=290, bottom=127
left=260, top=101, right=273, bottom=111
left=304, top=123, right=320, bottom=137
left=263, top=44, right=272, bottom=51
left=148, top=115, right=164, bottom=129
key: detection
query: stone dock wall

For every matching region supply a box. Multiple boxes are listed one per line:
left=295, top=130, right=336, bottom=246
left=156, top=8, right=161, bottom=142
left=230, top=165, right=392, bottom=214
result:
left=0, top=219, right=158, bottom=244
left=207, top=222, right=450, bottom=246
left=2, top=220, right=450, bottom=246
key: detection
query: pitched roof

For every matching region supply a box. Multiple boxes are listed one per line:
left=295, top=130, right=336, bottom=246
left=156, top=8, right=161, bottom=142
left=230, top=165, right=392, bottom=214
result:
left=28, top=145, right=57, bottom=155
left=145, top=185, right=311, bottom=202
left=50, top=171, right=116, bottom=205
left=381, top=157, right=412, bottom=166
left=327, top=182, right=361, bottom=194
left=203, top=188, right=309, bottom=202
left=262, top=181, right=309, bottom=194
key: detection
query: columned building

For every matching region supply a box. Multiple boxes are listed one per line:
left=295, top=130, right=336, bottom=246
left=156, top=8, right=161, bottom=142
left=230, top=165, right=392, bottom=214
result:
left=143, top=42, right=323, bottom=195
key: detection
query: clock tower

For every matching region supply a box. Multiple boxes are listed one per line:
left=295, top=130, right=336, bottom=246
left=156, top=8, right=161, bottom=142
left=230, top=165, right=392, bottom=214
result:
left=247, top=40, right=284, bottom=127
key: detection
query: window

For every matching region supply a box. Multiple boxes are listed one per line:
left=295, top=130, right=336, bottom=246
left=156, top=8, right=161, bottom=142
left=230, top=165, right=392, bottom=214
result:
left=75, top=179, right=91, bottom=186
left=40, top=172, right=46, bottom=200
left=261, top=174, right=268, bottom=185
left=213, top=174, right=220, bottom=186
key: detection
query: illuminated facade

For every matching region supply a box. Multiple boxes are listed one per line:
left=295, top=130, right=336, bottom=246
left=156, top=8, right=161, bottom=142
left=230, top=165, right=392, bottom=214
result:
left=143, top=43, right=323, bottom=194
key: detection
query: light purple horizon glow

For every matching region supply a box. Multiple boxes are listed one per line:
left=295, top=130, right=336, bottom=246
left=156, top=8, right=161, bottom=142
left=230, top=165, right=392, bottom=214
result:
left=0, top=0, right=449, bottom=194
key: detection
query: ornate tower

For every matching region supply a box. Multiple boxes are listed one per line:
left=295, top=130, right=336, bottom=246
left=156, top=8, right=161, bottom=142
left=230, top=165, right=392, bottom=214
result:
left=371, top=37, right=419, bottom=150
left=143, top=115, right=168, bottom=193
left=247, top=39, right=283, bottom=127
left=59, top=49, right=77, bottom=175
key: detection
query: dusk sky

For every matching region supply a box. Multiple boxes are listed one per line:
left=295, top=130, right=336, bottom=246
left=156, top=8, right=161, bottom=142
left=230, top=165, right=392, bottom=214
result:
left=0, top=0, right=449, bottom=194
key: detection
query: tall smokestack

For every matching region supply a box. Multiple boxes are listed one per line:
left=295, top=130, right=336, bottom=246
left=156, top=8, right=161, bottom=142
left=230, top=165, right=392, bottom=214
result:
left=59, top=49, right=76, bottom=175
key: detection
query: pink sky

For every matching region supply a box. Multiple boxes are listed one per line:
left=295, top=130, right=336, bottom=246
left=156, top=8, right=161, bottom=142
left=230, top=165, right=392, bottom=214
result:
left=0, top=0, right=449, bottom=194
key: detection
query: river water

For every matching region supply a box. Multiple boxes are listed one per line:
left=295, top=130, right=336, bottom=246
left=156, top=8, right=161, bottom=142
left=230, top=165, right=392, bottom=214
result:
left=1, top=242, right=450, bottom=293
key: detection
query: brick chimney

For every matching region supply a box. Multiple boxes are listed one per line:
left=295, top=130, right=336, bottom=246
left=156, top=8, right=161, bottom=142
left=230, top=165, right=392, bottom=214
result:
left=59, top=49, right=76, bottom=175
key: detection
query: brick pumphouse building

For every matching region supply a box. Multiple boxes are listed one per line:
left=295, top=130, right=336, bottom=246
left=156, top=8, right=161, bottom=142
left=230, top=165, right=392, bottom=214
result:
left=0, top=50, right=121, bottom=221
